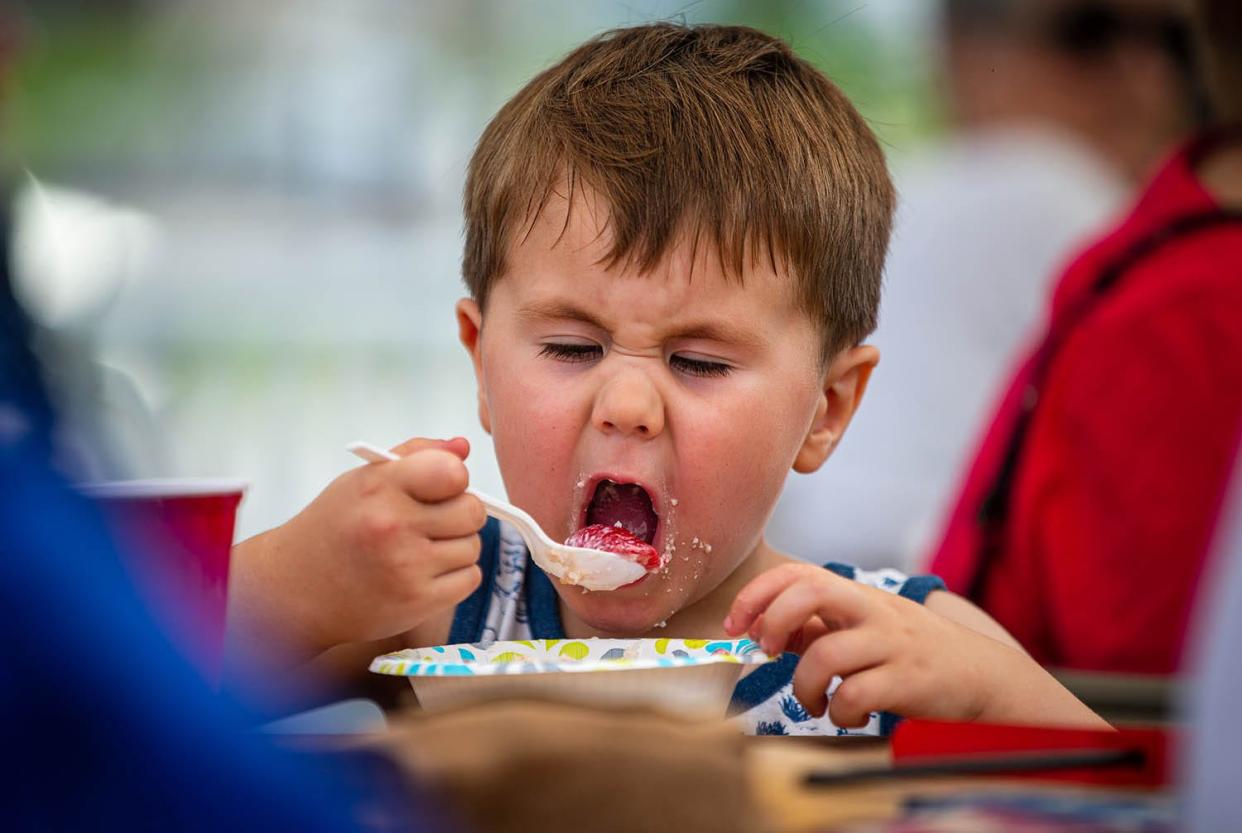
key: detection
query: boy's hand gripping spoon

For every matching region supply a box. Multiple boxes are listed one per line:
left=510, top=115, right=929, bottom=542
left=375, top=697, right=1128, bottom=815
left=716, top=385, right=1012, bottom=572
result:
left=346, top=441, right=647, bottom=591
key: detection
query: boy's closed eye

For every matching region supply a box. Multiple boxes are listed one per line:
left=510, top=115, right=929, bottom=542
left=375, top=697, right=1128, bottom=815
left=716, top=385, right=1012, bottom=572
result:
left=538, top=342, right=601, bottom=363
left=668, top=353, right=732, bottom=378
left=538, top=341, right=733, bottom=378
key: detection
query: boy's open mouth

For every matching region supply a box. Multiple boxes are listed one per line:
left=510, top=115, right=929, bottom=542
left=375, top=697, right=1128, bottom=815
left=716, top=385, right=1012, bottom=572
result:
left=564, top=479, right=663, bottom=575
left=582, top=479, right=659, bottom=546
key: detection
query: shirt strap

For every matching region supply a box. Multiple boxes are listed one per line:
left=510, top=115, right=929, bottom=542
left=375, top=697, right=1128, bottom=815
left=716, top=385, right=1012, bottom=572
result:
left=446, top=516, right=501, bottom=644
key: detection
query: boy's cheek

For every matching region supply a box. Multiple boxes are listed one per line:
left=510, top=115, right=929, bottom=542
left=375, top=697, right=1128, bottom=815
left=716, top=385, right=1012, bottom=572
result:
left=487, top=369, right=571, bottom=449
left=680, top=438, right=782, bottom=522
left=490, top=397, right=582, bottom=532
left=494, top=420, right=570, bottom=490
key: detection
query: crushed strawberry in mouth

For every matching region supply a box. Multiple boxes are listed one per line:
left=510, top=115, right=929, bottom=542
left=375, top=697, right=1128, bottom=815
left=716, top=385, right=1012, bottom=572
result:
left=565, top=524, right=661, bottom=572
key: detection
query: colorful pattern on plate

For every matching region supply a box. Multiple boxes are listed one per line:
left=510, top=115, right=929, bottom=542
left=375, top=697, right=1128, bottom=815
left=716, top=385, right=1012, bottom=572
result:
left=369, top=637, right=773, bottom=677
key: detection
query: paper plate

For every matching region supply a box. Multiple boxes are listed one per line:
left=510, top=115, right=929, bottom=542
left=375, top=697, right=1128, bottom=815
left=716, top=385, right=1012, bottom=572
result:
left=371, top=638, right=774, bottom=717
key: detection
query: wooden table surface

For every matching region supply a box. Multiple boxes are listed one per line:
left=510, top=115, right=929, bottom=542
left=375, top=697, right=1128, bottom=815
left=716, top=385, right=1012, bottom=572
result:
left=290, top=702, right=1173, bottom=833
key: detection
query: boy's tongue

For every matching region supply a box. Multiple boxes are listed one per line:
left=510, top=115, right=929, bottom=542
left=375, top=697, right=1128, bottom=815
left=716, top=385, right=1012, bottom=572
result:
left=584, top=481, right=657, bottom=543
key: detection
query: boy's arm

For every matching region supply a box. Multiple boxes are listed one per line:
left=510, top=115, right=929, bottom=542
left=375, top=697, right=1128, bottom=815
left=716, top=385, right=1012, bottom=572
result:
left=254, top=638, right=410, bottom=715
left=222, top=437, right=484, bottom=710
left=226, top=606, right=458, bottom=716
left=922, top=590, right=1024, bottom=651
left=295, top=608, right=458, bottom=710
left=914, top=591, right=1107, bottom=728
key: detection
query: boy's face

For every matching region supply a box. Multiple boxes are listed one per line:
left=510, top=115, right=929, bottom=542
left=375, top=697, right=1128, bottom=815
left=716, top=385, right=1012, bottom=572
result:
left=458, top=189, right=872, bottom=634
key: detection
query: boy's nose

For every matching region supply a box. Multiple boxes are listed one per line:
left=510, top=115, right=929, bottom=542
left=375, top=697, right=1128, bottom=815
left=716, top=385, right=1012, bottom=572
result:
left=591, top=367, right=665, bottom=439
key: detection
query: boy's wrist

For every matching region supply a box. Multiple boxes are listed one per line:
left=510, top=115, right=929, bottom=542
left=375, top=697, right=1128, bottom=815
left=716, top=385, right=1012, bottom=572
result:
left=967, top=641, right=1029, bottom=724
left=969, top=642, right=1110, bottom=729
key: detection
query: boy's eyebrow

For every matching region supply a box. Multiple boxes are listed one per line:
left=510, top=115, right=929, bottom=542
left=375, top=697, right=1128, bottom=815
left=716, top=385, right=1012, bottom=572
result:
left=517, top=300, right=605, bottom=329
left=517, top=300, right=766, bottom=349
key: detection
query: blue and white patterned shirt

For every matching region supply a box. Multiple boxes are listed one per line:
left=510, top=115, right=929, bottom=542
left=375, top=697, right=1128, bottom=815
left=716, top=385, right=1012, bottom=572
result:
left=448, top=518, right=946, bottom=736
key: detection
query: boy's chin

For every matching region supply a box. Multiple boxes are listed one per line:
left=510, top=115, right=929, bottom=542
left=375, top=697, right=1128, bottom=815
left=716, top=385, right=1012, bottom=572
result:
left=555, top=584, right=677, bottom=636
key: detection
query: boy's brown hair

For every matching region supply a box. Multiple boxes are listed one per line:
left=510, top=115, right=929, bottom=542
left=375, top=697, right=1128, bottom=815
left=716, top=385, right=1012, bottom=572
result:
left=463, top=23, right=895, bottom=360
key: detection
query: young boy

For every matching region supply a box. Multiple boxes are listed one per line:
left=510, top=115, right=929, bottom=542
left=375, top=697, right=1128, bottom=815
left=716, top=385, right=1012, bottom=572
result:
left=227, top=23, right=1105, bottom=735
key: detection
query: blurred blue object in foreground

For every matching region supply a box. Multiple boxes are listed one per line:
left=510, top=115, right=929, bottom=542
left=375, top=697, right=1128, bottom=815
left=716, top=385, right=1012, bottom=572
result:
left=0, top=220, right=441, bottom=831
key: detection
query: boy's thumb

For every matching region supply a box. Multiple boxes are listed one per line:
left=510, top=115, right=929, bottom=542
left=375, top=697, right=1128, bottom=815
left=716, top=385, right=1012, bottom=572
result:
left=389, top=436, right=471, bottom=460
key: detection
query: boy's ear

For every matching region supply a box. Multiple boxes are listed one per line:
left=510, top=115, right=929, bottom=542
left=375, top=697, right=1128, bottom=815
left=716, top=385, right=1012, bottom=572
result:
left=792, top=345, right=879, bottom=474
left=455, top=298, right=492, bottom=435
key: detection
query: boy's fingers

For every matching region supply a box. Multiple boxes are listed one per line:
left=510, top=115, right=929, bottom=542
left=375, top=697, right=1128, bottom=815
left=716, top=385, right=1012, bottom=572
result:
left=749, top=582, right=820, bottom=655
left=786, top=615, right=831, bottom=654
left=725, top=563, right=814, bottom=635
left=390, top=436, right=471, bottom=461
left=429, top=533, right=483, bottom=576
left=827, top=667, right=895, bottom=729
left=790, top=630, right=884, bottom=717
left=749, top=579, right=868, bottom=655
left=391, top=449, right=471, bottom=503
left=432, top=563, right=484, bottom=603
left=417, top=493, right=487, bottom=539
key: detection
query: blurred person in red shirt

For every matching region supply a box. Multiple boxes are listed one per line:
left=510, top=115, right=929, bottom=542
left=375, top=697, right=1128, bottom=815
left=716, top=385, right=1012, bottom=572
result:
left=929, top=0, right=1242, bottom=675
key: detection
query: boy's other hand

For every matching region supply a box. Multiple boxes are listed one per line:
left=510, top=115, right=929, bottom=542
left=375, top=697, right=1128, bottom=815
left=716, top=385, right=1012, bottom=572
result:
left=233, top=436, right=486, bottom=662
left=723, top=564, right=1108, bottom=730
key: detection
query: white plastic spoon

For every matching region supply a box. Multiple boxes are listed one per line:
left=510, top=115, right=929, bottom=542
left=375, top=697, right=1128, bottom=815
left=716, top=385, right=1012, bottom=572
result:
left=346, top=441, right=647, bottom=592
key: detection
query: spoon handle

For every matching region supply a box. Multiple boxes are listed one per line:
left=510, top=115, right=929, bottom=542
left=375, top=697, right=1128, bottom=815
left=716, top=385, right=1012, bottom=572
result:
left=465, top=489, right=550, bottom=549
left=346, top=441, right=400, bottom=464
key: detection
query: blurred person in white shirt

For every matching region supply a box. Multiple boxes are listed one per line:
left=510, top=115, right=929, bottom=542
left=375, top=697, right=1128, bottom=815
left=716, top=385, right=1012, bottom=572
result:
left=769, top=0, right=1200, bottom=569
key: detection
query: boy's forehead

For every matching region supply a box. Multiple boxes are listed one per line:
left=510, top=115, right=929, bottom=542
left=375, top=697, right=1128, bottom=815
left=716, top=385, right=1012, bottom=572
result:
left=507, top=183, right=799, bottom=302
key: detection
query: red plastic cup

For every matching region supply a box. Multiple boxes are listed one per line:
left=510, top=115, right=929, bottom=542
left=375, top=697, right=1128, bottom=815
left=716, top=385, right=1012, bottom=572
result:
left=79, top=479, right=246, bottom=682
